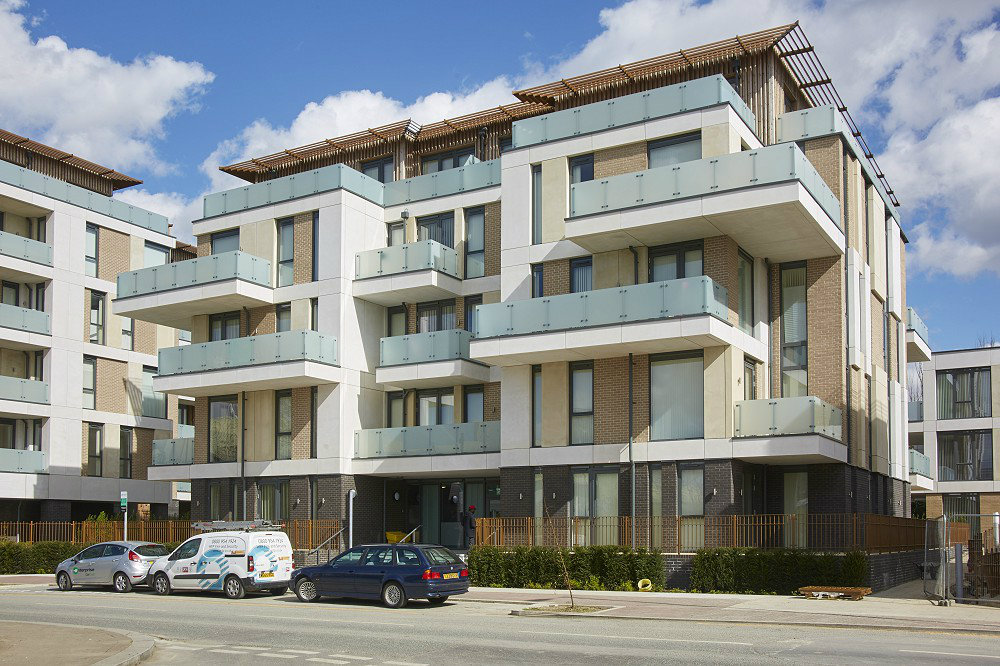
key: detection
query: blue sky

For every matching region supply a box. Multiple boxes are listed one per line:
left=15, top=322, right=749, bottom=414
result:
left=1, top=0, right=999, bottom=352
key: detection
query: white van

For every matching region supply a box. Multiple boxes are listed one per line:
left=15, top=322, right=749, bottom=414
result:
left=148, top=522, right=293, bottom=599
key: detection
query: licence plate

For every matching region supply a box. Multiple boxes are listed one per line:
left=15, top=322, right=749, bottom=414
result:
left=259, top=572, right=274, bottom=578
left=443, top=572, right=458, bottom=580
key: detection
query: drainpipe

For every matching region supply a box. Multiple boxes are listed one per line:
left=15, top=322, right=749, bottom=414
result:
left=348, top=488, right=357, bottom=547
left=627, top=246, right=639, bottom=548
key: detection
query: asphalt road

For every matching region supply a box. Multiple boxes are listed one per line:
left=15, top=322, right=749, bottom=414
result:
left=1, top=585, right=998, bottom=664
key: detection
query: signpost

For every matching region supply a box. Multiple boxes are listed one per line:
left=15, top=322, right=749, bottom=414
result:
left=121, top=491, right=128, bottom=541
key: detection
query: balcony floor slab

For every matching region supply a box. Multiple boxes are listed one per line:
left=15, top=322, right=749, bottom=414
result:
left=730, top=433, right=847, bottom=464
left=113, top=279, right=274, bottom=329
left=352, top=452, right=501, bottom=477
left=906, top=329, right=932, bottom=363
left=909, top=472, right=934, bottom=492
left=153, top=360, right=342, bottom=396
left=0, top=328, right=50, bottom=351
left=376, top=359, right=491, bottom=390
left=353, top=269, right=463, bottom=306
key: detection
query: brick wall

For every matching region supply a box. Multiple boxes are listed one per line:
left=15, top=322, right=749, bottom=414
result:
left=618, top=463, right=649, bottom=519
left=82, top=288, right=91, bottom=342
left=594, top=357, right=628, bottom=444
left=96, top=358, right=127, bottom=413
left=703, top=235, right=739, bottom=325
left=541, top=466, right=572, bottom=518
left=594, top=141, right=647, bottom=179
left=542, top=259, right=570, bottom=297
left=806, top=256, right=845, bottom=417
left=484, top=382, right=501, bottom=421
left=41, top=500, right=72, bottom=521
left=455, top=296, right=465, bottom=330
left=80, top=422, right=89, bottom=476
left=196, top=236, right=211, bottom=257
left=485, top=202, right=501, bottom=277
left=500, top=467, right=534, bottom=516
left=871, top=293, right=884, bottom=372
left=194, top=396, right=209, bottom=464
left=133, top=428, right=153, bottom=481
left=293, top=211, right=314, bottom=284
left=247, top=305, right=275, bottom=336
left=289, top=477, right=310, bottom=520
left=803, top=136, right=845, bottom=228
left=134, top=320, right=157, bottom=355
left=925, top=494, right=943, bottom=519
left=291, top=387, right=312, bottom=459
left=888, top=317, right=898, bottom=382
left=97, top=226, right=129, bottom=283
left=405, top=304, right=417, bottom=335
left=704, top=460, right=742, bottom=516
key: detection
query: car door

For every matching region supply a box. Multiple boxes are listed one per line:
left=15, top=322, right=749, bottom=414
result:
left=316, top=547, right=365, bottom=596
left=394, top=547, right=425, bottom=590
left=354, top=546, right=394, bottom=598
left=95, top=544, right=127, bottom=585
left=163, top=538, right=202, bottom=590
left=71, top=544, right=106, bottom=585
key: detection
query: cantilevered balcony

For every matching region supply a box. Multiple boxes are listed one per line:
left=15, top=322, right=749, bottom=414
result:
left=113, top=251, right=273, bottom=329
left=470, top=276, right=762, bottom=366
left=730, top=396, right=845, bottom=464
left=905, top=307, right=931, bottom=362
left=0, top=303, right=50, bottom=350
left=0, top=229, right=52, bottom=280
left=0, top=375, right=49, bottom=406
left=376, top=329, right=489, bottom=389
left=152, top=330, right=339, bottom=396
left=383, top=159, right=500, bottom=206
left=909, top=448, right=933, bottom=491
left=0, top=448, right=47, bottom=473
left=564, top=143, right=843, bottom=262
left=353, top=240, right=462, bottom=306
left=151, top=437, right=194, bottom=466
left=353, top=421, right=500, bottom=476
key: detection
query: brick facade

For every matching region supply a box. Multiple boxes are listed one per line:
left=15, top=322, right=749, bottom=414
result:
left=483, top=382, right=501, bottom=421
left=293, top=211, right=314, bottom=284
left=194, top=396, right=209, bottom=465
left=806, top=256, right=846, bottom=412
left=132, top=428, right=153, bottom=481
left=95, top=358, right=127, bottom=413
left=134, top=320, right=157, bottom=355
left=542, top=259, right=570, bottom=297
left=484, top=201, right=501, bottom=277
left=703, top=235, right=739, bottom=325
left=97, top=226, right=129, bottom=283
left=291, top=387, right=312, bottom=459
left=594, top=141, right=648, bottom=179
left=247, top=305, right=276, bottom=336
left=196, top=235, right=211, bottom=257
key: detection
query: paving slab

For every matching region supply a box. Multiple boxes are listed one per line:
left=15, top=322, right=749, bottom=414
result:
left=0, top=620, right=154, bottom=665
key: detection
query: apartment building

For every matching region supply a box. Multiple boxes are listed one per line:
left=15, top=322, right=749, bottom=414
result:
left=907, top=340, right=1000, bottom=520
left=117, top=23, right=914, bottom=547
left=0, top=130, right=190, bottom=520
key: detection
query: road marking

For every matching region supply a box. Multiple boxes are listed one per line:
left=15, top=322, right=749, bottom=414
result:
left=900, top=649, right=1000, bottom=660
left=255, top=613, right=413, bottom=628
left=164, top=645, right=204, bottom=651
left=519, top=630, right=753, bottom=647
left=308, top=660, right=350, bottom=665
left=209, top=649, right=248, bottom=655
left=258, top=654, right=299, bottom=660
left=330, top=656, right=372, bottom=661
left=284, top=650, right=321, bottom=655
left=383, top=662, right=428, bottom=666
left=234, top=646, right=270, bottom=651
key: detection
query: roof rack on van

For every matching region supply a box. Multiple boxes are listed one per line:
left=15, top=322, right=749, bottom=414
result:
left=191, top=521, right=284, bottom=532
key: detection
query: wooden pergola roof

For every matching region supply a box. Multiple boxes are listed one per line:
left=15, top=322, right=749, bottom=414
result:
left=0, top=129, right=142, bottom=190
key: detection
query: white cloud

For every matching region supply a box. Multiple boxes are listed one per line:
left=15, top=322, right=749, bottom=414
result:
left=0, top=0, right=213, bottom=175
left=113, top=187, right=202, bottom=242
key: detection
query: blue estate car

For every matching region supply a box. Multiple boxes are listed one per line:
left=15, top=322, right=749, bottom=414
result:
left=291, top=543, right=469, bottom=608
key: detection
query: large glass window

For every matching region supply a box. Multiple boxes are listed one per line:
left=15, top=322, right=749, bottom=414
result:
left=209, top=312, right=240, bottom=341
left=85, top=224, right=98, bottom=277
left=275, top=303, right=291, bottom=332
left=936, top=368, right=991, bottom=420
left=387, top=391, right=405, bottom=428
left=465, top=206, right=485, bottom=278
left=387, top=222, right=404, bottom=247
left=464, top=385, right=484, bottom=423
left=142, top=365, right=166, bottom=418
left=780, top=264, right=808, bottom=397
left=86, top=423, right=102, bottom=476
left=938, top=430, right=993, bottom=481
left=648, top=133, right=702, bottom=169
left=89, top=291, right=105, bottom=344
left=416, top=213, right=454, bottom=248
left=211, top=229, right=239, bottom=255
left=464, top=295, right=482, bottom=337
left=531, top=264, right=544, bottom=298
left=387, top=305, right=407, bottom=337
left=571, top=468, right=619, bottom=545
left=678, top=464, right=704, bottom=516
left=417, top=300, right=455, bottom=333
left=531, top=164, right=543, bottom=245
left=570, top=257, right=592, bottom=293
left=570, top=362, right=594, bottom=445
left=209, top=396, right=239, bottom=463
left=144, top=242, right=169, bottom=268
left=569, top=154, right=594, bottom=184
left=649, top=241, right=703, bottom=282
left=275, top=390, right=292, bottom=460
left=417, top=388, right=454, bottom=426
left=82, top=355, right=96, bottom=409
left=532, top=365, right=542, bottom=447
left=743, top=359, right=757, bottom=400
left=1, top=281, right=18, bottom=306
left=650, top=352, right=704, bottom=440
left=361, top=156, right=394, bottom=183
left=277, top=217, right=294, bottom=287
left=209, top=483, right=222, bottom=520
left=259, top=480, right=290, bottom=521
left=119, top=427, right=132, bottom=479
left=737, top=250, right=753, bottom=333
left=422, top=147, right=474, bottom=174
left=310, top=298, right=319, bottom=332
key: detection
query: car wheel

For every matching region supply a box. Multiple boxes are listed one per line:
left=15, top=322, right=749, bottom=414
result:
left=224, top=575, right=246, bottom=600
left=429, top=596, right=448, bottom=604
left=295, top=578, right=318, bottom=603
left=382, top=582, right=407, bottom=609
left=269, top=586, right=288, bottom=596
left=153, top=573, right=171, bottom=596
left=113, top=572, right=132, bottom=593
left=56, top=572, right=72, bottom=591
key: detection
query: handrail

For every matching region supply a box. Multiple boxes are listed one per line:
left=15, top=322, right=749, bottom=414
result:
left=399, top=525, right=421, bottom=544
left=303, top=526, right=346, bottom=565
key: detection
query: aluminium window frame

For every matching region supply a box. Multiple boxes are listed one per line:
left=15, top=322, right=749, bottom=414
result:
left=647, top=239, right=704, bottom=283
left=274, top=389, right=292, bottom=460
left=464, top=205, right=486, bottom=279
left=779, top=261, right=808, bottom=397
left=568, top=153, right=595, bottom=184
left=85, top=223, right=99, bottom=277
left=210, top=228, right=240, bottom=255
left=82, top=355, right=96, bottom=410
left=647, top=131, right=702, bottom=168
left=568, top=360, right=594, bottom=446
left=276, top=217, right=295, bottom=287
left=119, top=426, right=133, bottom=479
left=361, top=155, right=395, bottom=183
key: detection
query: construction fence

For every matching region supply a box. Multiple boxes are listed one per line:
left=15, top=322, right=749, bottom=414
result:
left=924, top=513, right=999, bottom=606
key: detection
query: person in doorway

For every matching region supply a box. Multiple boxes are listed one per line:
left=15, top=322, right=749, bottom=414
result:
left=464, top=505, right=476, bottom=547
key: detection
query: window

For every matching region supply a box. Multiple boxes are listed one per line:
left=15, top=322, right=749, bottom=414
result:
left=737, top=250, right=753, bottom=333
left=121, top=317, right=134, bottom=351
left=387, top=221, right=405, bottom=247
left=85, top=224, right=98, bottom=277
left=780, top=263, right=808, bottom=397
left=178, top=403, right=194, bottom=426
left=143, top=242, right=169, bottom=268
left=86, top=423, right=102, bottom=476
left=310, top=298, right=318, bottom=332
left=259, top=480, right=290, bottom=521
left=531, top=365, right=542, bottom=447
left=499, top=136, right=513, bottom=153
left=531, top=164, right=543, bottom=245
left=650, top=352, right=704, bottom=440
left=938, top=431, right=993, bottom=481
left=422, top=147, right=474, bottom=174
left=464, top=295, right=482, bottom=337
left=570, top=257, right=592, bottom=294
left=33, top=350, right=42, bottom=382
left=387, top=391, right=405, bottom=428
left=570, top=362, right=594, bottom=445
left=209, top=483, right=222, bottom=520
left=416, top=212, right=454, bottom=248
left=569, top=154, right=594, bottom=184
left=743, top=359, right=757, bottom=400
left=416, top=388, right=454, bottom=426
left=0, top=419, right=12, bottom=449
left=89, top=291, right=105, bottom=344
left=464, top=385, right=484, bottom=423
left=678, top=464, right=704, bottom=516
left=119, top=427, right=132, bottom=479
left=142, top=365, right=166, bottom=418
left=211, top=229, right=239, bottom=255
left=209, top=312, right=240, bottom=341
left=363, top=547, right=394, bottom=566
left=277, top=217, right=294, bottom=286
left=387, top=305, right=407, bottom=337
left=531, top=264, right=544, bottom=298
left=465, top=206, right=485, bottom=278
left=310, top=386, right=318, bottom=458
left=275, top=390, right=292, bottom=459
left=396, top=547, right=420, bottom=566
left=332, top=548, right=365, bottom=567
left=649, top=241, right=703, bottom=282
left=648, top=133, right=702, bottom=169
left=275, top=303, right=291, bottom=332
left=936, top=367, right=991, bottom=420
left=82, top=356, right=96, bottom=409
left=78, top=544, right=106, bottom=560
left=1, top=281, right=18, bottom=306
left=943, top=494, right=980, bottom=520
left=417, top=300, right=455, bottom=333
left=33, top=281, right=44, bottom=312
left=209, top=395, right=239, bottom=463
left=361, top=156, right=394, bottom=183
left=571, top=467, right=619, bottom=545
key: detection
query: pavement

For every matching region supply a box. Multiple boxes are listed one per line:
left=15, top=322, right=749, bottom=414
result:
left=0, top=620, right=153, bottom=665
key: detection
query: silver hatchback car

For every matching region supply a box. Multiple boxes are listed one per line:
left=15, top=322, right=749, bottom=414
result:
left=56, top=541, right=170, bottom=592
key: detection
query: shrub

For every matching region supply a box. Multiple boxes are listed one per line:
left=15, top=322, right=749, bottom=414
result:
left=0, top=541, right=86, bottom=575
left=690, top=548, right=870, bottom=594
left=468, top=545, right=664, bottom=591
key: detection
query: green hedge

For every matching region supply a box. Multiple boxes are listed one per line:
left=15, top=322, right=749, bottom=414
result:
left=689, top=548, right=868, bottom=594
left=468, top=545, right=664, bottom=591
left=0, top=541, right=183, bottom=575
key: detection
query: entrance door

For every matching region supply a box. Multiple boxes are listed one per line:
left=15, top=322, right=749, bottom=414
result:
left=420, top=484, right=440, bottom=545
left=783, top=472, right=808, bottom=547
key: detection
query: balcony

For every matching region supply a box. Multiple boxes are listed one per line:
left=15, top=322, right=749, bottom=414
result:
left=731, top=397, right=845, bottom=464
left=113, top=251, right=273, bottom=329
left=353, top=240, right=462, bottom=306
left=376, top=329, right=490, bottom=389
left=153, top=330, right=340, bottom=396
left=908, top=448, right=933, bottom=490
left=0, top=303, right=50, bottom=350
left=564, top=143, right=843, bottom=263
left=383, top=159, right=499, bottom=206
left=0, top=376, right=49, bottom=405
left=908, top=400, right=923, bottom=423
left=151, top=437, right=194, bottom=466
left=905, top=307, right=931, bottom=362
left=353, top=422, right=500, bottom=475
left=470, top=276, right=761, bottom=366
left=0, top=230, right=52, bottom=275
left=0, top=448, right=46, bottom=473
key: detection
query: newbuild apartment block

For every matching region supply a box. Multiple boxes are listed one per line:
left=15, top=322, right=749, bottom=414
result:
left=0, top=130, right=189, bottom=521
left=907, top=342, right=1000, bottom=520
left=117, top=23, right=915, bottom=547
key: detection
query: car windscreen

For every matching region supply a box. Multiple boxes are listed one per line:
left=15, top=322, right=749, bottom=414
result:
left=421, top=547, right=462, bottom=565
left=134, top=544, right=169, bottom=557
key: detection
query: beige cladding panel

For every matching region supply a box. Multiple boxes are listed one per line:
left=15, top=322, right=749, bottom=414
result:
left=155, top=324, right=175, bottom=350
left=593, top=248, right=644, bottom=289
left=0, top=349, right=26, bottom=378
left=240, top=219, right=277, bottom=267
left=291, top=299, right=310, bottom=330
left=540, top=158, right=567, bottom=244
left=103, top=423, right=121, bottom=479
left=992, top=365, right=1000, bottom=417
left=129, top=235, right=144, bottom=272
left=703, top=346, right=738, bottom=439
left=540, top=362, right=568, bottom=447
left=244, top=390, right=276, bottom=462
left=700, top=124, right=740, bottom=158
left=2, top=212, right=30, bottom=236
left=191, top=315, right=209, bottom=345
left=869, top=196, right=887, bottom=299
